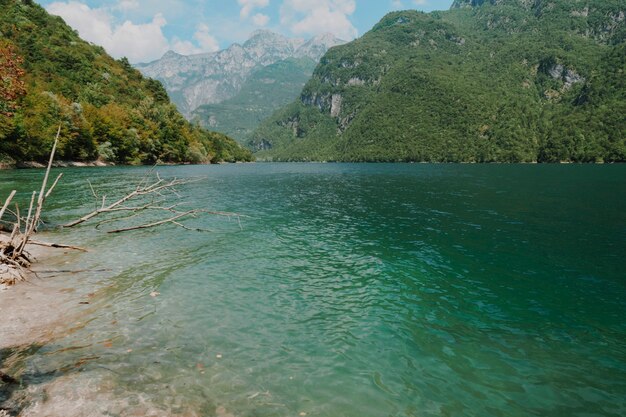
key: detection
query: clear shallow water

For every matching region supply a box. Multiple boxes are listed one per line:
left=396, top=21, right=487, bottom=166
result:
left=1, top=163, right=625, bottom=416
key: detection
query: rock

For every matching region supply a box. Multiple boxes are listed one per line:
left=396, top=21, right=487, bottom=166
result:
left=136, top=31, right=345, bottom=117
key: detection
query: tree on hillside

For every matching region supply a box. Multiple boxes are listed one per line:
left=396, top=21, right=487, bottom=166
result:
left=0, top=40, right=26, bottom=117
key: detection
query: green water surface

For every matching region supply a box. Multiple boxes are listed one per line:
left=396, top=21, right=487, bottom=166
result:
left=1, top=163, right=625, bottom=416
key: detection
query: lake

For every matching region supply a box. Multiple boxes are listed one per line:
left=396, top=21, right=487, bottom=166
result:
left=1, top=163, right=625, bottom=416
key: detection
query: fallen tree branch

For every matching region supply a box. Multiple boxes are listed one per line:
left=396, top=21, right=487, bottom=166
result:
left=27, top=240, right=88, bottom=252
left=64, top=170, right=243, bottom=234
left=63, top=177, right=201, bottom=228
left=31, top=268, right=111, bottom=274
left=0, top=190, right=16, bottom=221
left=107, top=210, right=197, bottom=233
left=1, top=126, right=71, bottom=285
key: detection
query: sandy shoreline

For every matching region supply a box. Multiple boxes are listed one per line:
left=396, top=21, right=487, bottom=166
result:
left=0, top=234, right=81, bottom=349
left=0, top=238, right=196, bottom=416
left=0, top=234, right=99, bottom=415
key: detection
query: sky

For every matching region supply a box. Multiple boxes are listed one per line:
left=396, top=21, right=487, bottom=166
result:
left=36, top=0, right=454, bottom=63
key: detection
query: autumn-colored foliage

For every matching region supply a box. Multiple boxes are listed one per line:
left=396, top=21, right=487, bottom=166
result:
left=0, top=40, right=26, bottom=117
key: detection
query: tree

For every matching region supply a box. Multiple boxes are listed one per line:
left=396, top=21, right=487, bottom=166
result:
left=0, top=40, right=26, bottom=117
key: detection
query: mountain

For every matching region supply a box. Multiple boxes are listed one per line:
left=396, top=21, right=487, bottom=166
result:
left=249, top=0, right=625, bottom=163
left=136, top=30, right=345, bottom=118
left=0, top=0, right=252, bottom=165
left=190, top=57, right=317, bottom=142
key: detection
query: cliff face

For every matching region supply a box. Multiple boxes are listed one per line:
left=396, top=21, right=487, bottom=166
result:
left=136, top=31, right=345, bottom=117
left=248, top=0, right=625, bottom=162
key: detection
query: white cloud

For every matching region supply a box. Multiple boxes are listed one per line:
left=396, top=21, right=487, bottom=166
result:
left=46, top=1, right=221, bottom=62
left=280, top=0, right=358, bottom=40
left=413, top=0, right=428, bottom=5
left=171, top=39, right=201, bottom=55
left=47, top=1, right=167, bottom=62
left=106, top=14, right=170, bottom=62
left=194, top=24, right=220, bottom=52
left=47, top=1, right=114, bottom=45
left=116, top=0, right=140, bottom=11
left=238, top=0, right=270, bottom=19
left=251, top=13, right=270, bottom=26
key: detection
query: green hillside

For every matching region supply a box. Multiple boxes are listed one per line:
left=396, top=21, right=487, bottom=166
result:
left=191, top=57, right=317, bottom=143
left=0, top=0, right=252, bottom=165
left=249, top=0, right=625, bottom=162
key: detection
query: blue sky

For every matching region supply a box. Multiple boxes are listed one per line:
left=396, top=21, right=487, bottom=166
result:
left=36, top=0, right=454, bottom=63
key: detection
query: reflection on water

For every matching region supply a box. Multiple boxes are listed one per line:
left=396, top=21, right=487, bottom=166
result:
left=1, top=163, right=626, bottom=416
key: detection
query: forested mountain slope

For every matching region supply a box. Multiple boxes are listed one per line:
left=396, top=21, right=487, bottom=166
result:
left=191, top=57, right=317, bottom=143
left=250, top=0, right=625, bottom=162
left=0, top=0, right=252, bottom=165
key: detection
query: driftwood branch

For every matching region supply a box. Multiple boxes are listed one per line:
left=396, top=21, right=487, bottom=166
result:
left=27, top=240, right=88, bottom=252
left=63, top=177, right=200, bottom=228
left=64, top=172, right=241, bottom=234
left=1, top=126, right=73, bottom=286
left=0, top=190, right=17, bottom=221
left=107, top=210, right=197, bottom=233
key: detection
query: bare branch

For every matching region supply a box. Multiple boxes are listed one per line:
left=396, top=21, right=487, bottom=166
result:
left=0, top=190, right=16, bottom=221
left=171, top=221, right=214, bottom=233
left=45, top=173, right=63, bottom=199
left=31, top=126, right=60, bottom=231
left=107, top=210, right=197, bottom=234
left=64, top=176, right=203, bottom=228
left=1, top=127, right=69, bottom=286
left=13, top=191, right=35, bottom=256
left=95, top=211, right=144, bottom=230
left=27, top=240, right=88, bottom=252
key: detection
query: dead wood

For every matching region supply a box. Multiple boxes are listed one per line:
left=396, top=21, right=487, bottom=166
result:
left=27, top=240, right=88, bottom=252
left=0, top=190, right=16, bottom=221
left=0, top=126, right=75, bottom=286
left=64, top=171, right=242, bottom=234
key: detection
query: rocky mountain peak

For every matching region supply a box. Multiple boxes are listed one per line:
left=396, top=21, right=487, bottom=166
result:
left=306, top=33, right=345, bottom=49
left=244, top=30, right=294, bottom=48
left=241, top=30, right=304, bottom=63
left=136, top=30, right=345, bottom=117
left=161, top=50, right=182, bottom=60
left=296, top=33, right=346, bottom=61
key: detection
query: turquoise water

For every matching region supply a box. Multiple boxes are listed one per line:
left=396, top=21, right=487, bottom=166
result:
left=1, top=163, right=625, bottom=416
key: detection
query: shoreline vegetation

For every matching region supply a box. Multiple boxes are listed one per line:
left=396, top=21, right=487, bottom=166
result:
left=0, top=160, right=110, bottom=170
left=0, top=159, right=255, bottom=170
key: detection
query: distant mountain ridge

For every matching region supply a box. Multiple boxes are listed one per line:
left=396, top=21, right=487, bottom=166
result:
left=136, top=30, right=345, bottom=117
left=249, top=0, right=625, bottom=163
left=191, top=57, right=318, bottom=143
